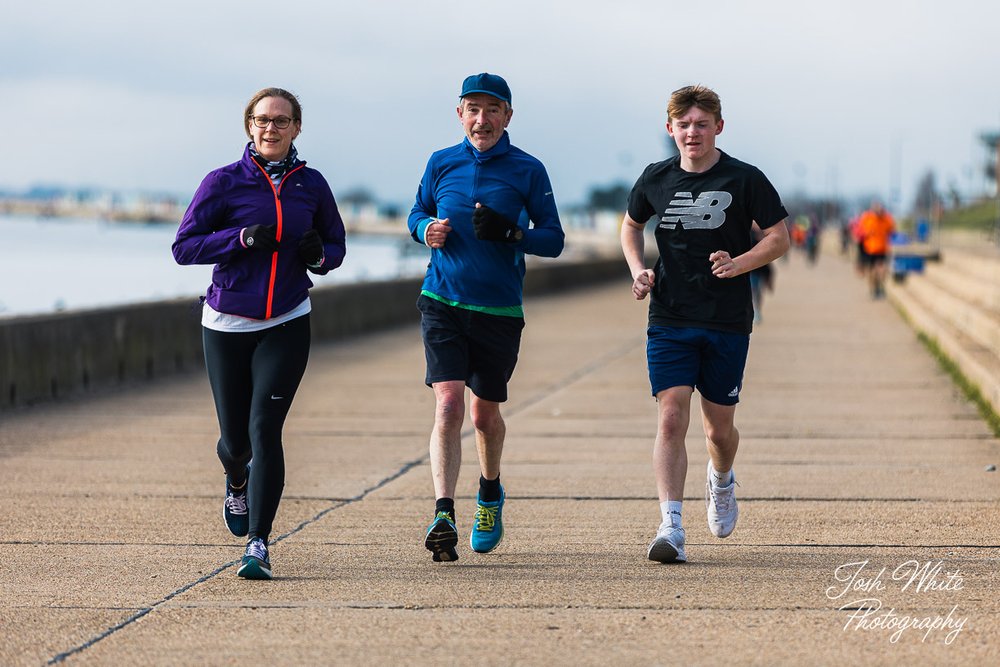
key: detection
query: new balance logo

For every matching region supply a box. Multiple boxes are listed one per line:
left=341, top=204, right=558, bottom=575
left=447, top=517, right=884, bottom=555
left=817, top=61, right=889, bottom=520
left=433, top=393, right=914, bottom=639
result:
left=660, top=190, right=733, bottom=230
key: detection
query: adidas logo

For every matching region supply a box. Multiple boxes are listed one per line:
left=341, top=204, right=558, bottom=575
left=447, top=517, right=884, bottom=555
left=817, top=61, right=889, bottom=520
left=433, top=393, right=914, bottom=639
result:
left=728, top=385, right=740, bottom=398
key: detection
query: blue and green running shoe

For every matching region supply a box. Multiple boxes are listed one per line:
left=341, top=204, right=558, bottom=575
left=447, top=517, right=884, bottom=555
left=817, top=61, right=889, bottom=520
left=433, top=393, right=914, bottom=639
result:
left=470, top=486, right=505, bottom=553
left=237, top=537, right=272, bottom=580
left=425, top=511, right=459, bottom=562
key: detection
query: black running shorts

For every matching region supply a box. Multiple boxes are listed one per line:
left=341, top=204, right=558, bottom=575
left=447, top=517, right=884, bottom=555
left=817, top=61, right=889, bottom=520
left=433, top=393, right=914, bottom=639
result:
left=417, top=295, right=525, bottom=402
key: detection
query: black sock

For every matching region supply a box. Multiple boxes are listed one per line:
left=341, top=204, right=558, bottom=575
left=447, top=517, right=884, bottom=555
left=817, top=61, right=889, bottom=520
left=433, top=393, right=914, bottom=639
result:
left=228, top=466, right=248, bottom=490
left=479, top=475, right=501, bottom=503
left=435, top=498, right=455, bottom=522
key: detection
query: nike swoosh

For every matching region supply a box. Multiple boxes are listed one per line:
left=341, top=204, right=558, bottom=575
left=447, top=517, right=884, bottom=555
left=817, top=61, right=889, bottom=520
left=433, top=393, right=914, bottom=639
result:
left=270, top=395, right=284, bottom=400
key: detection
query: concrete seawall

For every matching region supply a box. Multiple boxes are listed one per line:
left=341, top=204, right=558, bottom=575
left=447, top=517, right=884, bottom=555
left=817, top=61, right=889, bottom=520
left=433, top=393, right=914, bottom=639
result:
left=0, top=255, right=627, bottom=410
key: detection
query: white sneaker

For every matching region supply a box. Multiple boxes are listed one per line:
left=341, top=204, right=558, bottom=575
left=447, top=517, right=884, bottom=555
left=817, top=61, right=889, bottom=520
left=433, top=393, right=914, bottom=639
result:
left=706, top=461, right=739, bottom=538
left=647, top=524, right=686, bottom=563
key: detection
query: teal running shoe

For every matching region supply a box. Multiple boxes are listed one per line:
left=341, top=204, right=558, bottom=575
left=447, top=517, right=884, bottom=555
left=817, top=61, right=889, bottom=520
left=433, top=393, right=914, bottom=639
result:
left=237, top=537, right=272, bottom=580
left=425, top=511, right=459, bottom=562
left=470, top=486, right=505, bottom=553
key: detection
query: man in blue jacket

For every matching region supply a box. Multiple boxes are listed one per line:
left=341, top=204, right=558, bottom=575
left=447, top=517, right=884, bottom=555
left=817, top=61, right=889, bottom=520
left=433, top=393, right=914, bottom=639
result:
left=408, top=72, right=564, bottom=562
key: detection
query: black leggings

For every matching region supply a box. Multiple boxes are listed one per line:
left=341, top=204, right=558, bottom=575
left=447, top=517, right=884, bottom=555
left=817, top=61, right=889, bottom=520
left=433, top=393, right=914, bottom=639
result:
left=203, top=314, right=311, bottom=542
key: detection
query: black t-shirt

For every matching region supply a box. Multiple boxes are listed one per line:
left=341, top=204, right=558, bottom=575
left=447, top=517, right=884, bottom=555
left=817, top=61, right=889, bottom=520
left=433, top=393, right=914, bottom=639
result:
left=627, top=151, right=787, bottom=334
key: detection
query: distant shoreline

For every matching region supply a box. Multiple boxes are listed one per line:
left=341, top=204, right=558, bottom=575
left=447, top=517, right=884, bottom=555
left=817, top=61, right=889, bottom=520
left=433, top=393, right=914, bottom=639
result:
left=0, top=197, right=626, bottom=249
left=1, top=197, right=181, bottom=224
left=0, top=199, right=410, bottom=236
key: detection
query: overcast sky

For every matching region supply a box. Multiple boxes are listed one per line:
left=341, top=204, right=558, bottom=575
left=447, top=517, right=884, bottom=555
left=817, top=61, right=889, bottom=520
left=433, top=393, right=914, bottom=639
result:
left=4, top=0, right=999, bottom=214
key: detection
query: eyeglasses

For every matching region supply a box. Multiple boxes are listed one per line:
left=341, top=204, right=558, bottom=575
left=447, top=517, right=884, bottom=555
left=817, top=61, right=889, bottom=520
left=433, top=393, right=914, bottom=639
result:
left=250, top=115, right=295, bottom=129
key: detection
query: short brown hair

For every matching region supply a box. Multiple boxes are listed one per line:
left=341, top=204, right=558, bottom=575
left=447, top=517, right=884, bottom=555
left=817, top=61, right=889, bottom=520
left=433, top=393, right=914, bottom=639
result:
left=667, top=85, right=722, bottom=123
left=243, top=87, right=302, bottom=139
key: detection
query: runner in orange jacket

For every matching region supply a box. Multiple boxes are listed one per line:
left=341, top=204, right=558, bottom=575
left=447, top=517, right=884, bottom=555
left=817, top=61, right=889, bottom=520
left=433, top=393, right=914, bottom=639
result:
left=857, top=201, right=895, bottom=298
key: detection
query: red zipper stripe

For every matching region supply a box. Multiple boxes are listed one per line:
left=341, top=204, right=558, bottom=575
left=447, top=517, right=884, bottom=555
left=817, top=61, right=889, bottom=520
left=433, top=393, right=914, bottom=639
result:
left=251, top=161, right=305, bottom=319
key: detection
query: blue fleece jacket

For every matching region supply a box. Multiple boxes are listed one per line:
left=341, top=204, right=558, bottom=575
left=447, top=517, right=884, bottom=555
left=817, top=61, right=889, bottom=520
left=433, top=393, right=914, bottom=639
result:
left=407, top=132, right=564, bottom=307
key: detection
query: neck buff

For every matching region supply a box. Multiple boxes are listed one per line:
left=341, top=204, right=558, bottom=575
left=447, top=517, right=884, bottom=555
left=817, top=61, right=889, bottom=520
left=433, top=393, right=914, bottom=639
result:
left=249, top=142, right=302, bottom=188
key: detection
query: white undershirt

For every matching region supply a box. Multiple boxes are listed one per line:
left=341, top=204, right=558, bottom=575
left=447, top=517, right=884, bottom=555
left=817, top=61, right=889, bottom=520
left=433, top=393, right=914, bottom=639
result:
left=201, top=297, right=311, bottom=332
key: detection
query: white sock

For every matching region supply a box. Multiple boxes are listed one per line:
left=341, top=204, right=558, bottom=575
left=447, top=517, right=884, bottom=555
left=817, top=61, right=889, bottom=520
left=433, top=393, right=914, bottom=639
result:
left=711, top=466, right=734, bottom=488
left=659, top=500, right=683, bottom=528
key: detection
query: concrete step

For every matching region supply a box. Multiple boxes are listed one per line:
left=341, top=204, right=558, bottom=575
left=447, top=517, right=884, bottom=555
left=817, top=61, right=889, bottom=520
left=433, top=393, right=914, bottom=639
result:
left=888, top=256, right=1000, bottom=412
left=919, top=257, right=1000, bottom=313
left=900, top=268, right=1000, bottom=357
left=928, top=245, right=1000, bottom=300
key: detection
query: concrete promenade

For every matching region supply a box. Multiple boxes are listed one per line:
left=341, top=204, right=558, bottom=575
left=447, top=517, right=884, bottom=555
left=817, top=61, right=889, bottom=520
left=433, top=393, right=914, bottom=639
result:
left=2, top=248, right=999, bottom=666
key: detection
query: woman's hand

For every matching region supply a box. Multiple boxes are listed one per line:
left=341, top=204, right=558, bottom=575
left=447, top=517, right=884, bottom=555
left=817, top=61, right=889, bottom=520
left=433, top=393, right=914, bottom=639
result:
left=241, top=225, right=278, bottom=252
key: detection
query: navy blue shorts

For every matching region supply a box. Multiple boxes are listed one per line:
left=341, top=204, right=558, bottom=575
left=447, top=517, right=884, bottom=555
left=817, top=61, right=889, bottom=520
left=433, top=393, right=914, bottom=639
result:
left=646, top=326, right=750, bottom=405
left=418, top=295, right=525, bottom=403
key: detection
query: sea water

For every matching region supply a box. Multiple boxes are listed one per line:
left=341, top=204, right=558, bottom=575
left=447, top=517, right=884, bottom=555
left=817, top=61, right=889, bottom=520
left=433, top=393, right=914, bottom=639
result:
left=0, top=214, right=429, bottom=318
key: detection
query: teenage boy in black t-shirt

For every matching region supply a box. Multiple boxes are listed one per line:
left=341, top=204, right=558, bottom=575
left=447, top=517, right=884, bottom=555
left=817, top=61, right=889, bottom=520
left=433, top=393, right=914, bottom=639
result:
left=620, top=85, right=790, bottom=563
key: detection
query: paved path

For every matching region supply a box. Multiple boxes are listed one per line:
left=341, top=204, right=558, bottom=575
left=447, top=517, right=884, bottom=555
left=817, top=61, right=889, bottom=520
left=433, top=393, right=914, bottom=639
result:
left=2, top=248, right=998, bottom=666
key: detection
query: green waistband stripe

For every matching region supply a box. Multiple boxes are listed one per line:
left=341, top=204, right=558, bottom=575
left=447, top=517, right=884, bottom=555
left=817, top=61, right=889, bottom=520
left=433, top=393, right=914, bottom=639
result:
left=421, top=291, right=524, bottom=318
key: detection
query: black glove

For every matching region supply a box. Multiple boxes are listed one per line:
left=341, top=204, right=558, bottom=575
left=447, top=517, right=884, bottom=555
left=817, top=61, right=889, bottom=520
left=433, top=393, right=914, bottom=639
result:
left=241, top=225, right=278, bottom=252
left=473, top=204, right=523, bottom=243
left=298, top=229, right=324, bottom=267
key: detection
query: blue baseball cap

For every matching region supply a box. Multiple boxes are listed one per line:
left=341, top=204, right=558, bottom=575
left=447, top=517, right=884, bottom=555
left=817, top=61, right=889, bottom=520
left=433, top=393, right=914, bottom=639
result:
left=460, top=73, right=512, bottom=105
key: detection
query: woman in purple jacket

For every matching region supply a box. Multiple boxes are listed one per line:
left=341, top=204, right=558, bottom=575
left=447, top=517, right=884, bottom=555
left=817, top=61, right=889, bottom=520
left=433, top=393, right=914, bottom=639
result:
left=172, top=87, right=346, bottom=580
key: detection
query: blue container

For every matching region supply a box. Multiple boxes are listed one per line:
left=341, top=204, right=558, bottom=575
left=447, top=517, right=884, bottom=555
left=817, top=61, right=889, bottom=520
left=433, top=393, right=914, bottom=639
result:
left=892, top=255, right=925, bottom=274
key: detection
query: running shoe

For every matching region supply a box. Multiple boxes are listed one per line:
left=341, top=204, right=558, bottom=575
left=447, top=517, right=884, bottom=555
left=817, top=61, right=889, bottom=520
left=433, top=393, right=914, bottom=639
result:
left=706, top=461, right=739, bottom=538
left=237, top=537, right=272, bottom=580
left=470, top=486, right=505, bottom=553
left=425, top=511, right=459, bottom=562
left=647, top=524, right=686, bottom=563
left=223, top=465, right=250, bottom=537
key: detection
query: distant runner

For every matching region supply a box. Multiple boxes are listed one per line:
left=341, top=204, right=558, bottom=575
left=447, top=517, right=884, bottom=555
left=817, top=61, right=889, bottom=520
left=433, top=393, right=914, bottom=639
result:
left=857, top=200, right=895, bottom=298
